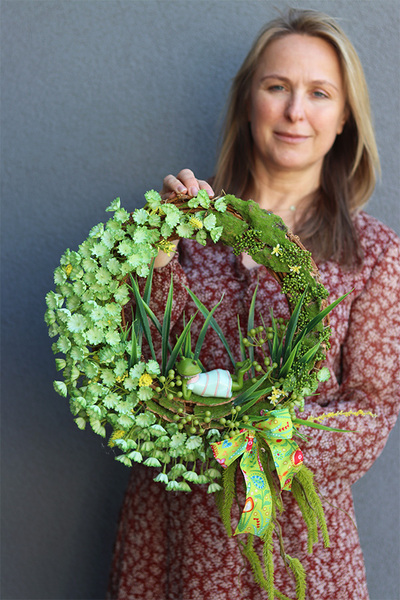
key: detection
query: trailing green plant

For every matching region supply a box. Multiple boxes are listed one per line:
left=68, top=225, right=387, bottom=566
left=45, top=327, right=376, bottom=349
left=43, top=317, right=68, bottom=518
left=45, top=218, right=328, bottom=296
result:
left=45, top=190, right=372, bottom=599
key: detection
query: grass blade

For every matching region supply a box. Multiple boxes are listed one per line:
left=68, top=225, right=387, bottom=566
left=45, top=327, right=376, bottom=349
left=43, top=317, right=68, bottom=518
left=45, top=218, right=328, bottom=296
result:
left=130, top=277, right=157, bottom=361
left=165, top=312, right=198, bottom=373
left=186, top=287, right=235, bottom=367
left=237, top=316, right=247, bottom=362
left=293, top=292, right=351, bottom=348
left=233, top=372, right=270, bottom=406
left=282, top=289, right=307, bottom=364
left=161, top=274, right=174, bottom=374
left=247, top=284, right=258, bottom=377
left=194, top=295, right=224, bottom=361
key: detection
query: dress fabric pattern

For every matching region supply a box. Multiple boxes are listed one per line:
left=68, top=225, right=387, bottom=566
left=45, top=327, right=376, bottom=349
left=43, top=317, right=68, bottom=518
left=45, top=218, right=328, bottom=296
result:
left=108, top=212, right=400, bottom=600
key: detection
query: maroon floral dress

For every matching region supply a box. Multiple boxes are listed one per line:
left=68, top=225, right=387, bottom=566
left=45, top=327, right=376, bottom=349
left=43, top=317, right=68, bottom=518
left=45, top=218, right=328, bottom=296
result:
left=108, top=212, right=400, bottom=600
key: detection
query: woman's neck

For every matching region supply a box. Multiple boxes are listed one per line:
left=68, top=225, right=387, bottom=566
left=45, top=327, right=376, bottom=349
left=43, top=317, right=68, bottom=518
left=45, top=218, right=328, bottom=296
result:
left=244, top=165, right=320, bottom=228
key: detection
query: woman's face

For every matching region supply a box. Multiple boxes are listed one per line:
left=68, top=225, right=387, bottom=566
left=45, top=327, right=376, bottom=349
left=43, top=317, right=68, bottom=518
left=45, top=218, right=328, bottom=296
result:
left=248, top=34, right=347, bottom=182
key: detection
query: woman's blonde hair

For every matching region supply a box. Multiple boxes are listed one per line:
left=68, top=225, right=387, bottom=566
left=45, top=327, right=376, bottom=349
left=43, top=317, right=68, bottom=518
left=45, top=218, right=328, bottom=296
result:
left=213, top=8, right=380, bottom=265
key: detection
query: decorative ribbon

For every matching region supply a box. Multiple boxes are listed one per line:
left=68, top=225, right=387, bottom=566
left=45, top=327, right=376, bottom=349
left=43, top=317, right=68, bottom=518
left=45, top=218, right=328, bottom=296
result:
left=211, top=408, right=303, bottom=537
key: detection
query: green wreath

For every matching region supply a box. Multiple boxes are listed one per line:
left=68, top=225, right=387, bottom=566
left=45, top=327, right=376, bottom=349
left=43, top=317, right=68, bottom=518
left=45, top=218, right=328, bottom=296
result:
left=45, top=190, right=351, bottom=599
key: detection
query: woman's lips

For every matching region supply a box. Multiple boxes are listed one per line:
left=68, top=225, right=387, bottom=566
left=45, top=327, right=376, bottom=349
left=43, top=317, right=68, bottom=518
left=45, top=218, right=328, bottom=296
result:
left=274, top=131, right=310, bottom=143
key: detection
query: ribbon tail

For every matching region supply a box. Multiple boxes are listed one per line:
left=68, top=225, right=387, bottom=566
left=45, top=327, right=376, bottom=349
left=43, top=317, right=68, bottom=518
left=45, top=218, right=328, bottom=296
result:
left=234, top=440, right=272, bottom=537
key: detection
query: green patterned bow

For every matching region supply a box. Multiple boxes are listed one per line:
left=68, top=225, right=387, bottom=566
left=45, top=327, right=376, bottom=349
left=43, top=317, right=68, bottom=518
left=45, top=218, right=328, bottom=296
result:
left=211, top=408, right=303, bottom=536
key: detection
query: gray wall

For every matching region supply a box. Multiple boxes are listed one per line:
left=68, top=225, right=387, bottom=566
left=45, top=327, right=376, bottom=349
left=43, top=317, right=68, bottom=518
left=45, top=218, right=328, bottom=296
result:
left=1, top=1, right=399, bottom=598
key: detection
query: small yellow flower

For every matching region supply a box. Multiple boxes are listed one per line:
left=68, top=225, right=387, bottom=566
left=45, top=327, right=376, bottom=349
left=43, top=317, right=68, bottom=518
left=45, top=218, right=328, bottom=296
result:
left=157, top=241, right=176, bottom=256
left=269, top=386, right=287, bottom=405
left=64, top=264, right=73, bottom=277
left=108, top=429, right=126, bottom=448
left=189, top=216, right=203, bottom=229
left=138, top=373, right=153, bottom=387
left=271, top=244, right=282, bottom=257
left=289, top=265, right=301, bottom=274
left=116, top=373, right=128, bottom=383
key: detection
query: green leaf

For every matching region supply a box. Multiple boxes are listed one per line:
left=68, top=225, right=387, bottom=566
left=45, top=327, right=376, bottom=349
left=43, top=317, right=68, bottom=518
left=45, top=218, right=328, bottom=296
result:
left=130, top=278, right=157, bottom=361
left=197, top=189, right=211, bottom=208
left=233, top=372, right=270, bottom=406
left=176, top=222, right=195, bottom=238
left=282, top=289, right=307, bottom=364
left=203, top=213, right=216, bottom=231
left=186, top=287, right=235, bottom=367
left=194, top=294, right=224, bottom=361
left=132, top=208, right=149, bottom=225
left=214, top=197, right=227, bottom=212
left=144, top=189, right=162, bottom=209
left=317, top=367, right=330, bottom=382
left=162, top=274, right=174, bottom=374
left=106, top=197, right=121, bottom=212
left=210, top=226, right=223, bottom=243
left=247, top=284, right=258, bottom=375
left=53, top=380, right=68, bottom=397
left=165, top=312, right=198, bottom=373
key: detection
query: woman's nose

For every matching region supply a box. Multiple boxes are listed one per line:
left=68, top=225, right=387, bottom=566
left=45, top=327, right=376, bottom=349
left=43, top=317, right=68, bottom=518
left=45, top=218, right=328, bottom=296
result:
left=284, top=92, right=305, bottom=122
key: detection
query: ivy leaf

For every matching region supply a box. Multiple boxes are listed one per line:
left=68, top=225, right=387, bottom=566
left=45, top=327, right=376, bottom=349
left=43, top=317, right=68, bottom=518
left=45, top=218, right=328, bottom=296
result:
left=146, top=360, right=161, bottom=376
left=197, top=189, right=211, bottom=208
left=203, top=214, right=216, bottom=231
left=137, top=386, right=153, bottom=401
left=133, top=227, right=151, bottom=244
left=55, top=358, right=66, bottom=371
left=176, top=222, right=195, bottom=238
left=130, top=362, right=146, bottom=379
left=148, top=213, right=161, bottom=227
left=188, top=197, right=200, bottom=208
left=170, top=433, right=187, bottom=449
left=105, top=330, right=121, bottom=347
left=106, top=197, right=121, bottom=212
left=89, top=223, right=104, bottom=238
left=75, top=417, right=87, bottom=430
left=317, top=367, right=331, bottom=382
left=186, top=436, right=202, bottom=450
left=53, top=380, right=68, bottom=397
left=132, top=209, right=149, bottom=225
left=114, top=208, right=130, bottom=223
left=86, top=327, right=104, bottom=345
left=56, top=336, right=72, bottom=353
left=163, top=205, right=181, bottom=228
left=196, top=229, right=207, bottom=246
left=210, top=226, right=223, bottom=243
left=101, top=230, right=116, bottom=249
left=214, top=197, right=227, bottom=212
left=46, top=291, right=64, bottom=310
left=107, top=257, right=121, bottom=275
left=161, top=222, right=174, bottom=239
left=144, top=189, right=162, bottom=210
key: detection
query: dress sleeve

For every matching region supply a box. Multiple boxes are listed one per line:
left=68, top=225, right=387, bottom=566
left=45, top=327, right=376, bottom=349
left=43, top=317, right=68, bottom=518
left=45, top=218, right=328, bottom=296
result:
left=300, top=239, right=400, bottom=486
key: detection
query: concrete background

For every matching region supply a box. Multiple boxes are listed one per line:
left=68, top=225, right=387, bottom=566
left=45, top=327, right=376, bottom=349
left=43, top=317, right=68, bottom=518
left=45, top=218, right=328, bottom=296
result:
left=1, top=1, right=399, bottom=598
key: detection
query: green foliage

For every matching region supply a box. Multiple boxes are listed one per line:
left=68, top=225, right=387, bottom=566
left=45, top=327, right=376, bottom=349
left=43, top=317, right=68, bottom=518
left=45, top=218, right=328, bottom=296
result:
left=45, top=189, right=346, bottom=599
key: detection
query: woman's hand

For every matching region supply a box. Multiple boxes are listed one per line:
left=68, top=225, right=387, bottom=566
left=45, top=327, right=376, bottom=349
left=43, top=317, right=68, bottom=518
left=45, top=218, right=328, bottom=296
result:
left=161, top=169, right=214, bottom=200
left=154, top=169, right=214, bottom=268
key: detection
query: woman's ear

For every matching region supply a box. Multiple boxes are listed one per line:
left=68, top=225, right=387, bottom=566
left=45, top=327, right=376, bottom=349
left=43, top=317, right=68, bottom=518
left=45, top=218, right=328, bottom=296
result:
left=337, top=104, right=350, bottom=135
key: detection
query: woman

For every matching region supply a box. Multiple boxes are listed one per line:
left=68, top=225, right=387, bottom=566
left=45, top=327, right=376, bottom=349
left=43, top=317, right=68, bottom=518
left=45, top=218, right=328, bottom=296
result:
left=108, top=9, right=400, bottom=600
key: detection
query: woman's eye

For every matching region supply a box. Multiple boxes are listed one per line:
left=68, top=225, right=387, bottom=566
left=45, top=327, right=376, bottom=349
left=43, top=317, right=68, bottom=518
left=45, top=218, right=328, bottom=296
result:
left=268, top=84, right=286, bottom=92
left=312, top=90, right=329, bottom=99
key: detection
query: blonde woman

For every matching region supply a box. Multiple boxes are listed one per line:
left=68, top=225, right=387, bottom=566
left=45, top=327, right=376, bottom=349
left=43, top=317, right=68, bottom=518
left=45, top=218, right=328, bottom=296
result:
left=108, top=10, right=400, bottom=600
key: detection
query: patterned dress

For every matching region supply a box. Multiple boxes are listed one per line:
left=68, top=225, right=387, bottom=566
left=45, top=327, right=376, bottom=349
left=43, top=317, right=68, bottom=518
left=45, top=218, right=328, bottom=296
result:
left=108, top=212, right=400, bottom=600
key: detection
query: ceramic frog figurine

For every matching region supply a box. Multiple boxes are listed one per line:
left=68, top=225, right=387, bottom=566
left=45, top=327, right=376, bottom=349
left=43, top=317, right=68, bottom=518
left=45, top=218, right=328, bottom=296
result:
left=176, top=358, right=252, bottom=400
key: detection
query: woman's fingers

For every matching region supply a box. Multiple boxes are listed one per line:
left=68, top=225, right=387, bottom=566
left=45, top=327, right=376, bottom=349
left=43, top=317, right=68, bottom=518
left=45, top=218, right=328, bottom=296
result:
left=161, top=169, right=214, bottom=199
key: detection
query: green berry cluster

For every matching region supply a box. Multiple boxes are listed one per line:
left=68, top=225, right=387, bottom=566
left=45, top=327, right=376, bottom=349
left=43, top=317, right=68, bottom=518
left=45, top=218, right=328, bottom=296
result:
left=232, top=228, right=265, bottom=256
